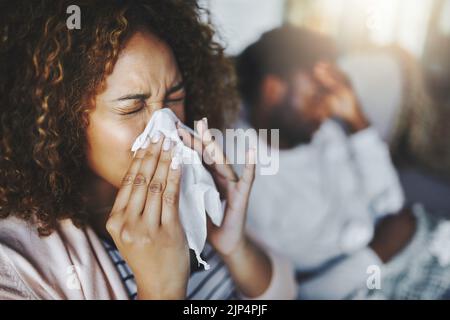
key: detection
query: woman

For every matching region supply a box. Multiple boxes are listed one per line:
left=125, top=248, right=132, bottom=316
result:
left=0, top=0, right=295, bottom=299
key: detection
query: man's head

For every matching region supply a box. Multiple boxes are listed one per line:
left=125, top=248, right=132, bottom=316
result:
left=236, top=25, right=337, bottom=147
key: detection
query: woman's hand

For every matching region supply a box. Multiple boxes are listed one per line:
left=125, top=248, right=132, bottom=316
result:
left=106, top=133, right=189, bottom=300
left=177, top=118, right=256, bottom=256
left=313, top=62, right=369, bottom=133
left=178, top=119, right=273, bottom=298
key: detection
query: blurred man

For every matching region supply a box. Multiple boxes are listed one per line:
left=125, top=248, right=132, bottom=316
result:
left=233, top=25, right=420, bottom=299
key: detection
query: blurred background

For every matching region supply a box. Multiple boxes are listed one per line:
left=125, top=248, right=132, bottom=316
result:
left=201, top=0, right=450, bottom=216
left=202, top=0, right=449, bottom=65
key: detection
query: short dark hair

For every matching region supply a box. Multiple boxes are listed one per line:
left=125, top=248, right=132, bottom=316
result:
left=235, top=24, right=337, bottom=109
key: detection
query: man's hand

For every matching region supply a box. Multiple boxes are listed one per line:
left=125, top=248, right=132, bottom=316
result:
left=313, top=62, right=370, bottom=133
left=369, top=207, right=416, bottom=263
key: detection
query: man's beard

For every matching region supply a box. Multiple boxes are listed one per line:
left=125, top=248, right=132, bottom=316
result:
left=267, top=97, right=318, bottom=148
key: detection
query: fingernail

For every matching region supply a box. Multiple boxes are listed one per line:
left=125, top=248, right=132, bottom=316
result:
left=135, top=148, right=146, bottom=158
left=202, top=117, right=208, bottom=127
left=143, top=136, right=151, bottom=149
left=170, top=156, right=181, bottom=170
left=163, top=137, right=172, bottom=151
left=151, top=131, right=161, bottom=143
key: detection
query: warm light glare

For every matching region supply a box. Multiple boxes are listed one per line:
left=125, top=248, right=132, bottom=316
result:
left=287, top=0, right=437, bottom=57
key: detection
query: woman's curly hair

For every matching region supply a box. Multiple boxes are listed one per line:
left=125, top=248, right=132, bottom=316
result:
left=0, top=0, right=239, bottom=235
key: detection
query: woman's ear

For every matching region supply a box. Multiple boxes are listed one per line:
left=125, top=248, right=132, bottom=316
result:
left=260, top=74, right=288, bottom=109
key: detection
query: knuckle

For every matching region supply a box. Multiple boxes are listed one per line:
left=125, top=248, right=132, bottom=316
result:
left=159, top=156, right=171, bottom=165
left=167, top=174, right=180, bottom=184
left=133, top=174, right=147, bottom=186
left=163, top=192, right=177, bottom=205
left=121, top=174, right=134, bottom=186
left=119, top=225, right=134, bottom=244
left=143, top=150, right=156, bottom=160
left=148, top=181, right=164, bottom=194
left=160, top=151, right=172, bottom=161
left=140, top=234, right=152, bottom=245
left=106, top=215, right=122, bottom=234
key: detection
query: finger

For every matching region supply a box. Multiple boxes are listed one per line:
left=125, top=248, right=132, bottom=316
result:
left=326, top=64, right=352, bottom=87
left=178, top=123, right=215, bottom=168
left=196, top=118, right=224, bottom=165
left=179, top=119, right=237, bottom=182
left=314, top=63, right=340, bottom=91
left=237, top=147, right=256, bottom=194
left=125, top=131, right=164, bottom=220
left=111, top=147, right=147, bottom=213
left=161, top=154, right=182, bottom=226
left=177, top=119, right=214, bottom=160
left=142, top=137, right=175, bottom=228
left=138, top=131, right=164, bottom=184
left=315, top=63, right=352, bottom=94
left=177, top=124, right=203, bottom=155
left=325, top=95, right=341, bottom=113
left=196, top=117, right=212, bottom=144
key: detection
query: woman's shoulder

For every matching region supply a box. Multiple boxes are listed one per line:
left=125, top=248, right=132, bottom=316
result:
left=0, top=216, right=77, bottom=298
left=0, top=215, right=43, bottom=262
left=0, top=215, right=118, bottom=299
left=0, top=214, right=37, bottom=238
left=0, top=215, right=70, bottom=256
left=0, top=216, right=49, bottom=299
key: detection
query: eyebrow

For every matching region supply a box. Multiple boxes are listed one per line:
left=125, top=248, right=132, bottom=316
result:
left=115, top=81, right=185, bottom=101
left=115, top=93, right=150, bottom=101
left=166, top=81, right=185, bottom=95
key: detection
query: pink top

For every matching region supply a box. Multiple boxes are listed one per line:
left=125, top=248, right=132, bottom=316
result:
left=0, top=215, right=296, bottom=300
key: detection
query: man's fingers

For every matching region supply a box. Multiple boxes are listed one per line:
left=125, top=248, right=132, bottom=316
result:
left=314, top=63, right=339, bottom=90
left=314, top=63, right=351, bottom=93
left=327, top=64, right=352, bottom=87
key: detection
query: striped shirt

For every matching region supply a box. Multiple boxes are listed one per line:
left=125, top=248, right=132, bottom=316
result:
left=102, top=239, right=238, bottom=300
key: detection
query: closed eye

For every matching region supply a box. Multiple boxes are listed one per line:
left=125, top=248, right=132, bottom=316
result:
left=116, top=99, right=146, bottom=116
left=164, top=96, right=185, bottom=104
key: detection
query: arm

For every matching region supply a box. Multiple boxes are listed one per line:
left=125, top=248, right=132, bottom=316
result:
left=297, top=247, right=381, bottom=299
left=314, top=62, right=404, bottom=218
left=297, top=206, right=416, bottom=299
left=220, top=236, right=271, bottom=298
left=178, top=119, right=296, bottom=300
left=220, top=235, right=296, bottom=300
left=348, top=128, right=404, bottom=218
left=223, top=232, right=297, bottom=300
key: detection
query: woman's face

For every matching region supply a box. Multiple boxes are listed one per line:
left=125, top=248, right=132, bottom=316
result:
left=86, top=30, right=186, bottom=188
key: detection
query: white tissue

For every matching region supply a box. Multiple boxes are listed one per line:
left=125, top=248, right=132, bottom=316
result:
left=131, top=108, right=223, bottom=270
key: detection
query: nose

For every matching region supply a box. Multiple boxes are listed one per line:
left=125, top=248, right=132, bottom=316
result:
left=143, top=101, right=164, bottom=123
